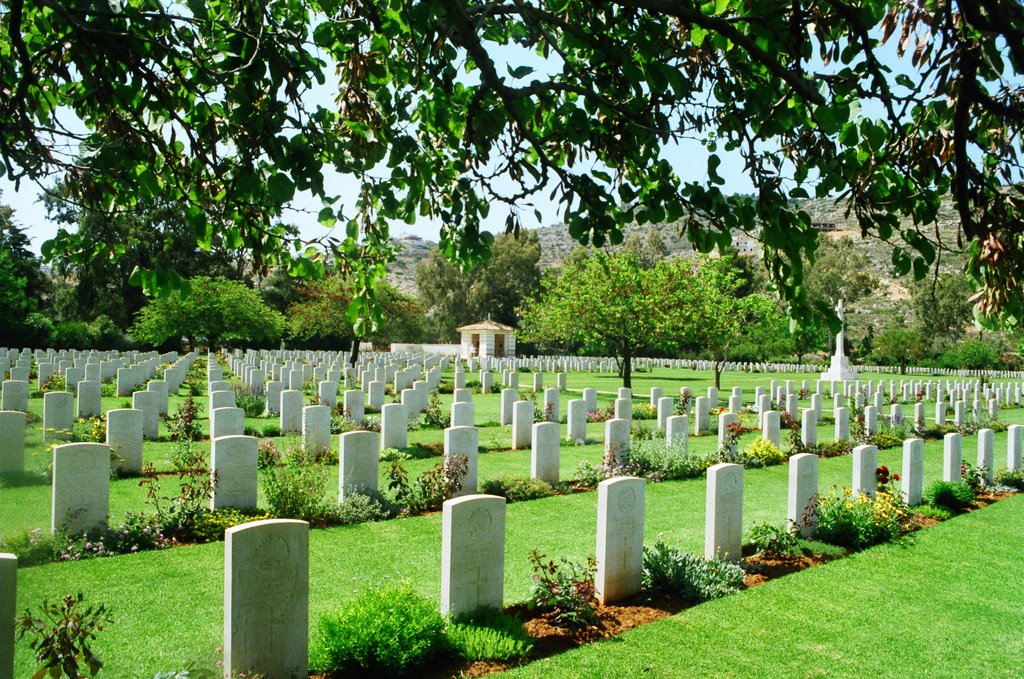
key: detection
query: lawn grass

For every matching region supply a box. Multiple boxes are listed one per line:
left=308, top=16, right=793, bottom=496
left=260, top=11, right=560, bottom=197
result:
left=504, top=493, right=1024, bottom=678
left=5, top=364, right=1024, bottom=675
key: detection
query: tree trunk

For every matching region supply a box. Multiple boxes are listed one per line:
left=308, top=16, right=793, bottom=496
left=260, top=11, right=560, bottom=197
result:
left=622, top=351, right=632, bottom=389
left=714, top=361, right=723, bottom=390
left=349, top=337, right=360, bottom=367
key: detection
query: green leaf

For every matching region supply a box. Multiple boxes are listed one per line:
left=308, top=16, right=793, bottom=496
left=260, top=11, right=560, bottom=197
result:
left=268, top=173, right=295, bottom=204
left=317, top=207, right=337, bottom=227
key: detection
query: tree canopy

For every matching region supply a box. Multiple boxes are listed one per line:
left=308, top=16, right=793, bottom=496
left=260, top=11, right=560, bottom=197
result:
left=415, top=231, right=541, bottom=340
left=3, top=0, right=1023, bottom=327
left=131, top=276, right=285, bottom=350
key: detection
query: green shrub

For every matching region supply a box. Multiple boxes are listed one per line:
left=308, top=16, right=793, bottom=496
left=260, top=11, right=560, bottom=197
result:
left=623, top=439, right=714, bottom=482
left=446, top=609, right=533, bottom=661
left=641, top=541, right=745, bottom=603
left=922, top=480, right=975, bottom=513
left=527, top=550, right=599, bottom=631
left=480, top=476, right=555, bottom=502
left=741, top=438, right=786, bottom=467
left=811, top=488, right=915, bottom=549
left=190, top=508, right=271, bottom=544
left=259, top=423, right=283, bottom=437
left=311, top=581, right=447, bottom=676
left=336, top=492, right=395, bottom=525
left=17, top=593, right=111, bottom=678
left=260, top=459, right=337, bottom=526
left=233, top=387, right=265, bottom=418
left=993, top=468, right=1024, bottom=491
left=868, top=430, right=904, bottom=450
left=915, top=504, right=954, bottom=521
left=748, top=522, right=800, bottom=558
left=257, top=438, right=282, bottom=470
left=0, top=527, right=57, bottom=566
left=811, top=440, right=854, bottom=458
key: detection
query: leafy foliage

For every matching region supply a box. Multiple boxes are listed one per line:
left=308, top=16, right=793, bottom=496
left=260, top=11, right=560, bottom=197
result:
left=446, top=610, right=534, bottom=662
left=527, top=550, right=599, bottom=631
left=311, top=580, right=447, bottom=676
left=922, top=481, right=976, bottom=513
left=132, top=277, right=284, bottom=350
left=641, top=542, right=745, bottom=603
left=479, top=476, right=555, bottom=502
left=748, top=523, right=801, bottom=558
left=17, top=593, right=112, bottom=678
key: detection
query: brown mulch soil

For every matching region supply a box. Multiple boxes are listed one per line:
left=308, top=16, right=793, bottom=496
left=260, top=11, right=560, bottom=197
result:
left=739, top=545, right=839, bottom=588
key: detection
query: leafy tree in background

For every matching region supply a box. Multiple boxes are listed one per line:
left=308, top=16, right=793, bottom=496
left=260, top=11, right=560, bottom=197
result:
left=911, top=273, right=975, bottom=348
left=803, top=236, right=877, bottom=349
left=520, top=253, right=669, bottom=388
left=872, top=326, right=930, bottom=374
left=3, top=1, right=1023, bottom=329
left=45, top=194, right=248, bottom=329
left=131, top=277, right=285, bottom=351
left=415, top=232, right=541, bottom=340
left=622, top=230, right=669, bottom=270
left=288, top=276, right=424, bottom=357
left=665, top=257, right=783, bottom=389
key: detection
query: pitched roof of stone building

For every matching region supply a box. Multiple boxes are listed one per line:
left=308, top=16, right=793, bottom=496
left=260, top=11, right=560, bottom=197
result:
left=457, top=319, right=516, bottom=332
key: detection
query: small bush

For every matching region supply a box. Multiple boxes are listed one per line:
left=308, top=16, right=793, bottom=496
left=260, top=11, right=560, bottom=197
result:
left=811, top=440, right=854, bottom=458
left=190, top=508, right=271, bottom=544
left=259, top=423, right=283, bottom=437
left=446, top=609, right=533, bottom=662
left=233, top=386, right=266, bottom=418
left=17, top=593, right=111, bottom=678
left=528, top=550, right=598, bottom=631
left=810, top=488, right=916, bottom=549
left=960, top=461, right=989, bottom=493
left=379, top=447, right=411, bottom=463
left=922, top=480, right=975, bottom=513
left=748, top=522, right=800, bottom=558
left=994, top=468, right=1024, bottom=491
left=915, top=504, right=954, bottom=521
left=868, top=429, right=904, bottom=450
left=642, top=541, right=745, bottom=603
left=260, top=459, right=337, bottom=526
left=257, top=438, right=283, bottom=470
left=741, top=438, right=786, bottom=468
left=480, top=476, right=555, bottom=502
left=311, top=581, right=447, bottom=676
left=0, top=527, right=57, bottom=566
left=336, top=492, right=395, bottom=525
left=166, top=397, right=202, bottom=442
left=632, top=403, right=657, bottom=420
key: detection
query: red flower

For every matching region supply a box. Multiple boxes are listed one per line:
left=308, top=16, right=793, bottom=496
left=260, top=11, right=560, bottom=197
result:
left=893, top=474, right=901, bottom=481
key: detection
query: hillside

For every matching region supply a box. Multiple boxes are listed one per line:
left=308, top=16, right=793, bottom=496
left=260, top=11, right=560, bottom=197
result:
left=386, top=196, right=969, bottom=337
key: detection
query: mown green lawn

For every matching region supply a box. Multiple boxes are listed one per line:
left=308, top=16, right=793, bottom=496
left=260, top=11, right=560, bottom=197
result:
left=4, top=365, right=1023, bottom=675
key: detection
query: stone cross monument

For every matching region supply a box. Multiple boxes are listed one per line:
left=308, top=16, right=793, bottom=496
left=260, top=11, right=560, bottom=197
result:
left=820, top=299, right=858, bottom=382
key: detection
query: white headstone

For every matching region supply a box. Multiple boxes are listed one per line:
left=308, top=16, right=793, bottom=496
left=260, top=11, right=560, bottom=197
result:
left=106, top=409, right=143, bottom=474
left=852, top=444, right=878, bottom=498
left=51, top=442, right=110, bottom=534
left=211, top=436, right=258, bottom=510
left=531, top=422, right=560, bottom=484
left=76, top=381, right=102, bottom=418
left=835, top=406, right=849, bottom=441
left=445, top=426, right=479, bottom=496
left=211, top=407, right=245, bottom=439
left=43, top=391, right=74, bottom=441
left=761, top=411, right=780, bottom=449
left=500, top=389, right=516, bottom=426
left=567, top=399, right=587, bottom=444
left=705, top=463, right=743, bottom=560
left=901, top=438, right=924, bottom=505
left=440, top=495, right=506, bottom=619
left=511, top=401, right=532, bottom=450
left=604, top=418, right=630, bottom=464
left=133, top=390, right=160, bottom=440
left=943, top=432, right=963, bottom=482
left=783, top=449, right=816, bottom=537
left=279, top=389, right=303, bottom=433
left=381, top=403, right=408, bottom=450
left=977, top=428, right=995, bottom=483
left=339, top=431, right=379, bottom=502
left=666, top=415, right=688, bottom=450
left=0, top=411, right=26, bottom=474
left=301, top=405, right=331, bottom=455
left=0, top=553, right=13, bottom=679
left=224, top=519, right=308, bottom=678
left=1005, top=423, right=1023, bottom=471
left=343, top=389, right=365, bottom=424
left=801, top=409, right=818, bottom=447
left=0, top=381, right=28, bottom=413
left=595, top=476, right=645, bottom=604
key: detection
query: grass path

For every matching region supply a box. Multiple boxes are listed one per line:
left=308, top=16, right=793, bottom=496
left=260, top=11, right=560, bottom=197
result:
left=505, top=493, right=1024, bottom=678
